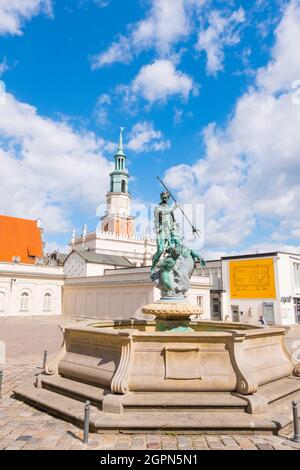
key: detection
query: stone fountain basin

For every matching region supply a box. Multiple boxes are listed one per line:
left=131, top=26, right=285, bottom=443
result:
left=46, top=320, right=299, bottom=396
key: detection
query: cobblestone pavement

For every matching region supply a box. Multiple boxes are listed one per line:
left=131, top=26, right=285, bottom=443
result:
left=0, top=315, right=71, bottom=360
left=0, top=394, right=300, bottom=450
left=0, top=317, right=300, bottom=451
left=0, top=357, right=299, bottom=451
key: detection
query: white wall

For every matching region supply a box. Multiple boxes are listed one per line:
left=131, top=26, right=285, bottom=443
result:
left=63, top=283, right=156, bottom=319
left=0, top=263, right=64, bottom=316
left=63, top=269, right=211, bottom=321
left=221, top=257, right=279, bottom=324
left=221, top=254, right=300, bottom=325
left=106, top=192, right=131, bottom=217
left=86, top=263, right=114, bottom=277
left=189, top=276, right=211, bottom=320
left=72, top=231, right=156, bottom=266
left=277, top=253, right=300, bottom=325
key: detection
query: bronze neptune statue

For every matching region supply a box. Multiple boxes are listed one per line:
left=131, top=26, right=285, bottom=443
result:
left=151, top=190, right=205, bottom=299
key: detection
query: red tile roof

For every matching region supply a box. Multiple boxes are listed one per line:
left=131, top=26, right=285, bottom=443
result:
left=0, top=215, right=43, bottom=264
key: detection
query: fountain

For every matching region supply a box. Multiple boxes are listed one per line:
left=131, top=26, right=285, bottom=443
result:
left=15, top=191, right=300, bottom=433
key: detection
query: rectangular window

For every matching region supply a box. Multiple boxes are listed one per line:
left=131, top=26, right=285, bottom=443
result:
left=263, top=302, right=275, bottom=324
left=213, top=303, right=219, bottom=314
left=197, top=296, right=203, bottom=308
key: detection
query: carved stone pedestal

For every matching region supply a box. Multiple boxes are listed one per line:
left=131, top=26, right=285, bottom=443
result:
left=142, top=298, right=203, bottom=322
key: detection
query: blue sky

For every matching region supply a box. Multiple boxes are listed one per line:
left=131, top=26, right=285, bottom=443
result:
left=0, top=0, right=300, bottom=258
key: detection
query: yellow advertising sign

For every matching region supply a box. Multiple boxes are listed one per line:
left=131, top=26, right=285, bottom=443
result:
left=229, top=258, right=276, bottom=299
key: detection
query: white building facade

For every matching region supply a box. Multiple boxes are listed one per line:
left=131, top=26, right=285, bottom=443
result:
left=63, top=266, right=212, bottom=320
left=196, top=260, right=223, bottom=321
left=0, top=262, right=64, bottom=317
left=63, top=250, right=134, bottom=278
left=71, top=230, right=156, bottom=268
left=221, top=252, right=300, bottom=325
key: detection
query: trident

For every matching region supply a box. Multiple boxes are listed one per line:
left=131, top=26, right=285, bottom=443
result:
left=156, top=176, right=202, bottom=238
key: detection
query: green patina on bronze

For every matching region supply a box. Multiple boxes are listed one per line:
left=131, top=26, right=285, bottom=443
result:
left=155, top=320, right=194, bottom=332
left=150, top=190, right=206, bottom=298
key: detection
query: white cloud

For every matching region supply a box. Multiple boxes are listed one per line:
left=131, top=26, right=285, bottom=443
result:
left=0, top=57, right=9, bottom=76
left=91, top=0, right=247, bottom=76
left=0, top=0, right=52, bottom=36
left=93, top=0, right=189, bottom=68
left=132, top=0, right=190, bottom=55
left=93, top=0, right=109, bottom=7
left=0, top=90, right=113, bottom=234
left=173, top=107, right=184, bottom=124
left=196, top=7, right=245, bottom=75
left=91, top=35, right=133, bottom=69
left=44, top=241, right=70, bottom=255
left=127, top=121, right=170, bottom=153
left=256, top=1, right=300, bottom=92
left=131, top=59, right=195, bottom=103
left=0, top=56, right=18, bottom=77
left=91, top=0, right=206, bottom=69
left=164, top=1, right=300, bottom=253
left=173, top=106, right=193, bottom=124
left=203, top=241, right=300, bottom=261
left=94, top=93, right=111, bottom=125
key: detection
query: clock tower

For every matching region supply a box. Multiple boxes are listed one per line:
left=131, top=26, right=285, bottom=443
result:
left=101, top=128, right=135, bottom=236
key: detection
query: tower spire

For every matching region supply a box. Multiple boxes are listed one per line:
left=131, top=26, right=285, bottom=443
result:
left=101, top=127, right=135, bottom=237
left=119, top=127, right=124, bottom=153
left=115, top=127, right=125, bottom=158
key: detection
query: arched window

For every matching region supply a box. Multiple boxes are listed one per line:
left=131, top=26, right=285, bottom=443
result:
left=20, top=292, right=30, bottom=311
left=43, top=293, right=52, bottom=312
left=0, top=292, right=5, bottom=312
left=121, top=180, right=126, bottom=193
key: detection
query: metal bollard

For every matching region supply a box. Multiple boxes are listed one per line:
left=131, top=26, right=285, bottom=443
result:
left=35, top=375, right=41, bottom=389
left=292, top=401, right=300, bottom=443
left=83, top=400, right=90, bottom=444
left=0, top=369, right=3, bottom=399
left=42, top=350, right=48, bottom=370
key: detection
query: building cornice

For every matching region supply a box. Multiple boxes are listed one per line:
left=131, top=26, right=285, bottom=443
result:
left=64, top=274, right=211, bottom=288
left=108, top=172, right=129, bottom=178
left=0, top=271, right=64, bottom=280
left=64, top=278, right=152, bottom=287
left=221, top=252, right=278, bottom=261
left=73, top=231, right=156, bottom=244
left=221, top=251, right=300, bottom=261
